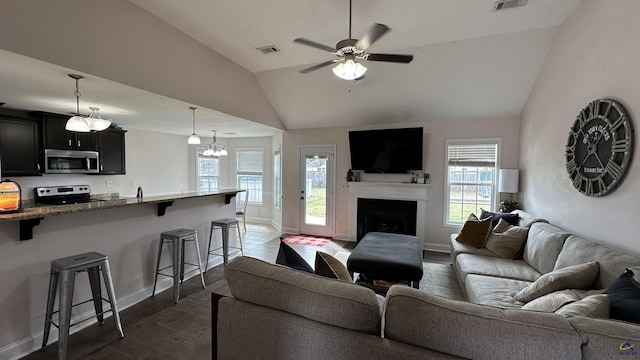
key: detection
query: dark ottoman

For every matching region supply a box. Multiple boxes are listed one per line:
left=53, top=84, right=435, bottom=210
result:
left=347, top=232, right=424, bottom=288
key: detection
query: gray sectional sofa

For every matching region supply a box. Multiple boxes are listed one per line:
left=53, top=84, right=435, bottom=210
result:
left=216, top=210, right=640, bottom=360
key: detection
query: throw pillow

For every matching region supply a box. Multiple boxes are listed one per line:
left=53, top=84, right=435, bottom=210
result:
left=514, top=261, right=600, bottom=303
left=605, top=269, right=640, bottom=324
left=315, top=251, right=352, bottom=282
left=275, top=239, right=313, bottom=273
left=484, top=218, right=529, bottom=259
left=455, top=213, right=493, bottom=248
left=521, top=289, right=601, bottom=312
left=480, top=209, right=520, bottom=229
left=555, top=294, right=610, bottom=318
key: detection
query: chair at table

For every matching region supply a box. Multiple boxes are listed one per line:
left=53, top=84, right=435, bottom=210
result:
left=236, top=191, right=249, bottom=232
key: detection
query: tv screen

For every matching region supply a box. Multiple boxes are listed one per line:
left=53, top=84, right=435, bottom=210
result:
left=348, top=127, right=423, bottom=173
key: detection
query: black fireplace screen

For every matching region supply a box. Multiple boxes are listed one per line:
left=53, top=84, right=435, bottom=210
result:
left=356, top=198, right=417, bottom=242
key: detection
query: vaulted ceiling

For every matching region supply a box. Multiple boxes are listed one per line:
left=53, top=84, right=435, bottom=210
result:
left=0, top=0, right=584, bottom=137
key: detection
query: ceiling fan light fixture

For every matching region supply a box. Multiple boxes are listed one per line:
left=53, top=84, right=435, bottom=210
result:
left=332, top=56, right=367, bottom=80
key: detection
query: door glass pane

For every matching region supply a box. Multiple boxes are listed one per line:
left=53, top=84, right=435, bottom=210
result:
left=305, top=155, right=327, bottom=226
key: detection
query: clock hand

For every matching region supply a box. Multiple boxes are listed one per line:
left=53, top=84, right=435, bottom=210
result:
left=594, top=152, right=606, bottom=170
left=579, top=152, right=592, bottom=168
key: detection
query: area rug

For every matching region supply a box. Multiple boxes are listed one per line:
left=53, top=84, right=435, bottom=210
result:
left=282, top=234, right=331, bottom=247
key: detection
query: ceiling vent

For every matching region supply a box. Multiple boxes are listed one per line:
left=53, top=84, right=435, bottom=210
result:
left=493, top=0, right=528, bottom=11
left=257, top=45, right=280, bottom=54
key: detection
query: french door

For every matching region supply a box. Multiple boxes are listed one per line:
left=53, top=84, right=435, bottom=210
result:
left=299, top=146, right=335, bottom=237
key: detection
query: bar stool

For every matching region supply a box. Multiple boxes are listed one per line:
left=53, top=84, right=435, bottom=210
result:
left=152, top=228, right=206, bottom=303
left=42, top=252, right=124, bottom=360
left=206, top=218, right=243, bottom=269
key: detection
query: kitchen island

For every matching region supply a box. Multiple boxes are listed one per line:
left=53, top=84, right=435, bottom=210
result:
left=0, top=189, right=243, bottom=240
left=0, top=189, right=244, bottom=359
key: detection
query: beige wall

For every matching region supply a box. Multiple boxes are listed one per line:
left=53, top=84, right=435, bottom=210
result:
left=282, top=117, right=520, bottom=250
left=520, top=0, right=640, bottom=256
left=0, top=0, right=283, bottom=130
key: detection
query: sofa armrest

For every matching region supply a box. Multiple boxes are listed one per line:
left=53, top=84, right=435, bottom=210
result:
left=384, top=286, right=582, bottom=360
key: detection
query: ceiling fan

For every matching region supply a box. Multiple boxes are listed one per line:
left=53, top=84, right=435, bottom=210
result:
left=294, top=0, right=414, bottom=81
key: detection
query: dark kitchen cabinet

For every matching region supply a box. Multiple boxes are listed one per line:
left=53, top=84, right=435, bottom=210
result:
left=0, top=112, right=42, bottom=176
left=97, top=128, right=126, bottom=174
left=42, top=112, right=96, bottom=151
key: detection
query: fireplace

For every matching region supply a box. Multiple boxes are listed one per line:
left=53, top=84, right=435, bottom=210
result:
left=357, top=198, right=417, bottom=241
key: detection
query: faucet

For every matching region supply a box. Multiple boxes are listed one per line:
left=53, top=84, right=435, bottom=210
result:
left=136, top=186, right=143, bottom=200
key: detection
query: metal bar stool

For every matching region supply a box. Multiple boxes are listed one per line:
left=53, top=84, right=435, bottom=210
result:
left=206, top=218, right=243, bottom=269
left=42, top=252, right=124, bottom=360
left=152, top=228, right=206, bottom=303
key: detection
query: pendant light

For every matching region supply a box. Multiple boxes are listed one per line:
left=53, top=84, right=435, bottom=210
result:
left=65, top=74, right=91, bottom=132
left=202, top=130, right=228, bottom=156
left=65, top=74, right=112, bottom=132
left=187, top=106, right=201, bottom=144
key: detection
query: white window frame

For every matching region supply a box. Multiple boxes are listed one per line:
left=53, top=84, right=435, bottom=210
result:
left=444, top=138, right=501, bottom=227
left=236, top=147, right=264, bottom=205
left=273, top=145, right=281, bottom=210
left=196, top=147, right=220, bottom=192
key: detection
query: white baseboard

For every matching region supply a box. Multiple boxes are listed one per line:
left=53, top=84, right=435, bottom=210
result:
left=281, top=227, right=298, bottom=235
left=423, top=242, right=450, bottom=253
left=333, top=233, right=352, bottom=241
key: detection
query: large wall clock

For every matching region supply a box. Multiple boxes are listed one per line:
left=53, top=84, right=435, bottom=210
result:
left=565, top=99, right=634, bottom=196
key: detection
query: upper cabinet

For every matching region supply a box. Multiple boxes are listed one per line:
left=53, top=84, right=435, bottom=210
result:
left=97, top=128, right=126, bottom=175
left=0, top=110, right=42, bottom=176
left=41, top=112, right=96, bottom=151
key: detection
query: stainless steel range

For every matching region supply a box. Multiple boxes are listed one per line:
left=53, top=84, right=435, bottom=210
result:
left=34, top=185, right=95, bottom=205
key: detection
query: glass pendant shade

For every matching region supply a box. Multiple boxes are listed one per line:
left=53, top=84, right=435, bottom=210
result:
left=86, top=107, right=112, bottom=131
left=188, top=134, right=201, bottom=145
left=65, top=115, right=91, bottom=132
left=187, top=106, right=201, bottom=144
left=332, top=56, right=367, bottom=80
left=202, top=130, right=227, bottom=156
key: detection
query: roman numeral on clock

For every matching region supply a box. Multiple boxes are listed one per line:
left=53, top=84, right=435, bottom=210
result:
left=605, top=161, right=623, bottom=178
left=612, top=139, right=630, bottom=153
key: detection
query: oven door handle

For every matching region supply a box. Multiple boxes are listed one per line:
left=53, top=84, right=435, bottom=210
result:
left=86, top=157, right=90, bottom=171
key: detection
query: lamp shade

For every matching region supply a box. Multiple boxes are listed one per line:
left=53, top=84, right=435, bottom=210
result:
left=498, top=169, right=519, bottom=193
left=332, top=56, right=367, bottom=80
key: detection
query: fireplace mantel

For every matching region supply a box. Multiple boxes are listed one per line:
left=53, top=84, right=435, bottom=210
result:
left=348, top=182, right=428, bottom=244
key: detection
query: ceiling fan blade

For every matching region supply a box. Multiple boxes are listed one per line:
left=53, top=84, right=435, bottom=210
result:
left=299, top=60, right=337, bottom=74
left=355, top=23, right=390, bottom=50
left=294, top=38, right=336, bottom=53
left=366, top=53, right=414, bottom=63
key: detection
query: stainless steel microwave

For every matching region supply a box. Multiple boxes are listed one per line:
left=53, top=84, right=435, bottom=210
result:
left=44, top=149, right=100, bottom=174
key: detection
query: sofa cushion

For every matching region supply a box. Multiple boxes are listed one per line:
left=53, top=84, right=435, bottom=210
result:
left=566, top=315, right=640, bottom=360
left=314, top=251, right=352, bottom=282
left=554, top=235, right=640, bottom=289
left=384, top=286, right=583, bottom=360
left=521, top=289, right=602, bottom=312
left=455, top=213, right=492, bottom=248
left=484, top=218, right=529, bottom=259
left=523, top=222, right=571, bottom=274
left=555, top=294, right=609, bottom=318
left=464, top=274, right=529, bottom=309
left=480, top=209, right=519, bottom=229
left=605, top=269, right=640, bottom=324
left=275, top=240, right=313, bottom=273
left=514, top=261, right=599, bottom=303
left=225, top=256, right=382, bottom=334
left=456, top=253, right=541, bottom=283
left=449, top=233, right=498, bottom=263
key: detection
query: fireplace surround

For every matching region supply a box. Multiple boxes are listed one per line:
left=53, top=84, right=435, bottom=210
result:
left=348, top=182, right=428, bottom=246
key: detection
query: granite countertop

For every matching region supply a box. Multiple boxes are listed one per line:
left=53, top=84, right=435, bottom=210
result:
left=0, top=189, right=243, bottom=222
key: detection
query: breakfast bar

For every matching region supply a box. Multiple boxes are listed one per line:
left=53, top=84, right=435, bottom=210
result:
left=0, top=189, right=242, bottom=240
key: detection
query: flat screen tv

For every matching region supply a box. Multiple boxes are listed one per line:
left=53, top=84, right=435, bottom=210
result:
left=348, top=127, right=423, bottom=173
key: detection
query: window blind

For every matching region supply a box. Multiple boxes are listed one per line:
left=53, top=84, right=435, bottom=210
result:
left=447, top=143, right=497, bottom=167
left=237, top=149, right=264, bottom=174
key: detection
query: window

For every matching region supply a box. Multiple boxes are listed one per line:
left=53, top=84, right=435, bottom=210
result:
left=445, top=139, right=500, bottom=226
left=197, top=148, right=220, bottom=192
left=273, top=145, right=281, bottom=209
left=237, top=148, right=263, bottom=204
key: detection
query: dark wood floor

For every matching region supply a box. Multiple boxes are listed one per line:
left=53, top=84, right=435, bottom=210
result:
left=22, top=229, right=451, bottom=360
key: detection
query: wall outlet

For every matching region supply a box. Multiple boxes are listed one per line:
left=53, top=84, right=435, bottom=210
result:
left=106, top=180, right=113, bottom=188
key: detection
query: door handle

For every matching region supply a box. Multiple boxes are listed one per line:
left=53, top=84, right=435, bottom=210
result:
left=300, top=196, right=304, bottom=200
left=86, top=157, right=90, bottom=170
